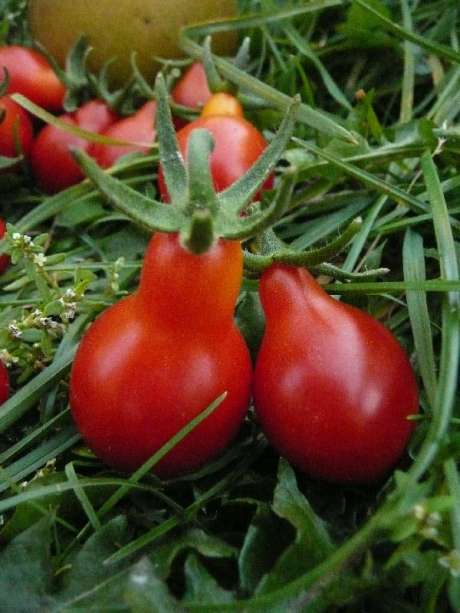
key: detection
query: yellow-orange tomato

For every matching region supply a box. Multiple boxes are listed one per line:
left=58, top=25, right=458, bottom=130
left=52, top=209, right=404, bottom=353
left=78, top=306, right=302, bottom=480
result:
left=201, top=93, right=244, bottom=119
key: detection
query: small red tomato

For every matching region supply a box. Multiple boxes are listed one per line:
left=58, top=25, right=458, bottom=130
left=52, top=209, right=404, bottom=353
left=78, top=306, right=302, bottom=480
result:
left=0, top=95, right=33, bottom=158
left=0, top=360, right=9, bottom=405
left=90, top=100, right=157, bottom=169
left=0, top=217, right=10, bottom=274
left=171, top=62, right=212, bottom=110
left=253, top=265, right=419, bottom=484
left=0, top=45, right=65, bottom=112
left=70, top=233, right=251, bottom=476
left=31, top=100, right=118, bottom=193
left=158, top=111, right=274, bottom=202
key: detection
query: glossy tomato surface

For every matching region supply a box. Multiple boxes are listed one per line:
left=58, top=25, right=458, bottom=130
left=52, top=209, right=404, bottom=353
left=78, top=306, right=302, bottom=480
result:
left=0, top=360, right=9, bottom=405
left=158, top=115, right=274, bottom=201
left=0, top=45, right=65, bottom=111
left=70, top=233, right=251, bottom=476
left=253, top=264, right=419, bottom=484
left=171, top=63, right=212, bottom=109
left=0, top=96, right=33, bottom=159
left=90, top=100, right=156, bottom=169
left=0, top=217, right=10, bottom=274
left=31, top=100, right=118, bottom=193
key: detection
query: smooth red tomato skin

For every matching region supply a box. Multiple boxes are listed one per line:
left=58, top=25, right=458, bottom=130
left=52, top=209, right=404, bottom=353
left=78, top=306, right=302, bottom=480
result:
left=253, top=265, right=419, bottom=484
left=70, top=234, right=251, bottom=476
left=0, top=361, right=9, bottom=405
left=0, top=218, right=10, bottom=274
left=90, top=100, right=157, bottom=169
left=172, top=62, right=211, bottom=109
left=158, top=115, right=274, bottom=201
left=31, top=100, right=118, bottom=193
left=75, top=99, right=119, bottom=133
left=0, top=45, right=65, bottom=111
left=0, top=96, right=33, bottom=158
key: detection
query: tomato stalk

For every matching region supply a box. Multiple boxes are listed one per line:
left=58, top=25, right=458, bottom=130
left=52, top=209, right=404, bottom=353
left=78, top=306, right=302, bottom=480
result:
left=244, top=217, right=364, bottom=273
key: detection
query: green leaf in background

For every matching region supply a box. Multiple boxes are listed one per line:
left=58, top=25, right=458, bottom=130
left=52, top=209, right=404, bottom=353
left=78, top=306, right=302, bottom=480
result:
left=183, top=554, right=234, bottom=605
left=338, top=0, right=394, bottom=48
left=238, top=502, right=289, bottom=594
left=0, top=517, right=54, bottom=612
left=57, top=516, right=131, bottom=604
left=150, top=528, right=237, bottom=581
left=256, top=460, right=334, bottom=594
left=124, top=557, right=181, bottom=613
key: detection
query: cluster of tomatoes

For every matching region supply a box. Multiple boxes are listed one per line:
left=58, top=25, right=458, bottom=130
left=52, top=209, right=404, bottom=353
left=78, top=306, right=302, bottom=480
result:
left=0, top=46, right=419, bottom=485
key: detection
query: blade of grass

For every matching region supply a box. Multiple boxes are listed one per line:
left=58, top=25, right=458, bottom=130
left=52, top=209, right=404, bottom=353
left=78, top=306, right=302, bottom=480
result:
left=400, top=0, right=415, bottom=123
left=65, top=462, right=101, bottom=531
left=355, top=0, right=460, bottom=65
left=403, top=229, right=437, bottom=409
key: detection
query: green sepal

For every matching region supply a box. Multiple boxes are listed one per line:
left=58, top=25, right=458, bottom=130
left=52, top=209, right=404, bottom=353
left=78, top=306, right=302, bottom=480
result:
left=186, top=129, right=219, bottom=216
left=154, top=72, right=188, bottom=207
left=73, top=71, right=300, bottom=254
left=72, top=150, right=186, bottom=234
left=244, top=217, right=364, bottom=273
left=202, top=36, right=233, bottom=94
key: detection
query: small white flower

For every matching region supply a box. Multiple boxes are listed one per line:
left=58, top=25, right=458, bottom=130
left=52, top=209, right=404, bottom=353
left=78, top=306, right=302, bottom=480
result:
left=33, top=253, right=47, bottom=268
left=439, top=550, right=460, bottom=578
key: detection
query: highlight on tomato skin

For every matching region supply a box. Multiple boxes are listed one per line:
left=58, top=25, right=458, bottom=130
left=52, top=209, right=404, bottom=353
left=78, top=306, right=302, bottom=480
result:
left=0, top=360, right=9, bottom=405
left=0, top=95, right=33, bottom=159
left=253, top=264, right=419, bottom=485
left=0, top=45, right=66, bottom=112
left=69, top=233, right=252, bottom=477
left=90, top=100, right=157, bottom=169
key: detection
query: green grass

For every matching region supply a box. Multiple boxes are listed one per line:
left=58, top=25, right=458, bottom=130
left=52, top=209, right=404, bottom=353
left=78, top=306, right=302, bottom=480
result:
left=0, top=0, right=460, bottom=610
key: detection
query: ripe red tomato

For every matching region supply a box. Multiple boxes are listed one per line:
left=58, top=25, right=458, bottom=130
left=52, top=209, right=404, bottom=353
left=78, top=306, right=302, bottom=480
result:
left=253, top=264, right=419, bottom=484
left=0, top=360, right=8, bottom=405
left=0, top=217, right=10, bottom=274
left=0, top=45, right=65, bottom=112
left=31, top=99, right=118, bottom=193
left=90, top=100, right=157, bottom=169
left=171, top=62, right=212, bottom=109
left=70, top=233, right=251, bottom=476
left=0, top=95, right=33, bottom=159
left=158, top=112, right=274, bottom=202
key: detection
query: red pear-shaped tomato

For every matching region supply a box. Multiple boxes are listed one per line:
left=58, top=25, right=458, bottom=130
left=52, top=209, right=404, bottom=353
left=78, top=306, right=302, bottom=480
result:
left=0, top=45, right=65, bottom=112
left=253, top=265, right=419, bottom=484
left=0, top=360, right=9, bottom=405
left=158, top=95, right=274, bottom=202
left=90, top=100, right=157, bottom=169
left=70, top=233, right=251, bottom=476
left=0, top=95, right=33, bottom=159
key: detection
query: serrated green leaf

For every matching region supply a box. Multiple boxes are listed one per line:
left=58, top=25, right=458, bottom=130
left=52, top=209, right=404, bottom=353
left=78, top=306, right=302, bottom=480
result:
left=150, top=528, right=237, bottom=581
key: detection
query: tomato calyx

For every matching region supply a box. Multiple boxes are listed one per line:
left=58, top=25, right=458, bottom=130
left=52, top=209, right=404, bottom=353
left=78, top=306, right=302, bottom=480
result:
left=74, top=72, right=300, bottom=255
